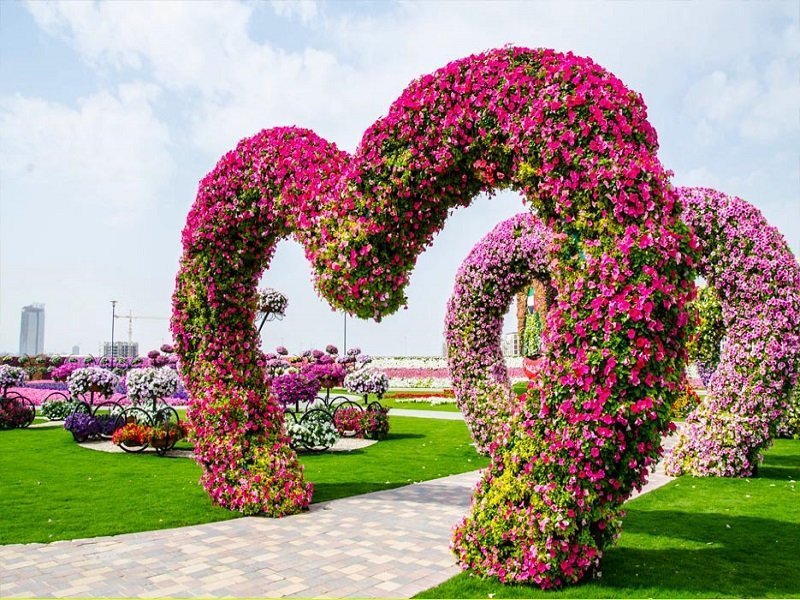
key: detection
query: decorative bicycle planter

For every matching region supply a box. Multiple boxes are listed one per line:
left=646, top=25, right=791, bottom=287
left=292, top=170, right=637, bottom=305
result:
left=284, top=390, right=387, bottom=452
left=0, top=387, right=36, bottom=429
left=65, top=388, right=126, bottom=442
left=116, top=400, right=183, bottom=456
left=0, top=366, right=36, bottom=429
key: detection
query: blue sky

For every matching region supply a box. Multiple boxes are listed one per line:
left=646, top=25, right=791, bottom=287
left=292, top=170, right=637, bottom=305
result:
left=1, top=0, right=798, bottom=357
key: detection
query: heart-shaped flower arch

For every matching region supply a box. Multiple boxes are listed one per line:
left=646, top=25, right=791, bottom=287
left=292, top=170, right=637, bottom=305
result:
left=172, top=46, right=696, bottom=583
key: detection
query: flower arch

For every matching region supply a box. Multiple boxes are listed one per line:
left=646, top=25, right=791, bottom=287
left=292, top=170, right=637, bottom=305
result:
left=666, top=187, right=800, bottom=477
left=173, top=46, right=696, bottom=584
left=445, top=213, right=552, bottom=453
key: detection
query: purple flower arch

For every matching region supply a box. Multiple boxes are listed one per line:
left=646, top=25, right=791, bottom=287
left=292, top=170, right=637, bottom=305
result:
left=665, top=187, right=800, bottom=476
left=445, top=213, right=552, bottom=453
left=173, top=46, right=696, bottom=585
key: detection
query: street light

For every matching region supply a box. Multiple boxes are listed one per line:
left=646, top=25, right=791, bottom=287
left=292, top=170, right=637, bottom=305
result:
left=343, top=312, right=347, bottom=355
left=110, top=300, right=118, bottom=368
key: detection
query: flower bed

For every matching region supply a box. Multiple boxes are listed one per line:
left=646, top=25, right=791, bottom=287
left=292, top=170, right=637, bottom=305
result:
left=367, top=357, right=526, bottom=388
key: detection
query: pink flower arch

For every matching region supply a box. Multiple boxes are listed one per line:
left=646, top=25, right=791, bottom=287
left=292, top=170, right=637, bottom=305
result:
left=666, top=187, right=800, bottom=477
left=172, top=47, right=696, bottom=586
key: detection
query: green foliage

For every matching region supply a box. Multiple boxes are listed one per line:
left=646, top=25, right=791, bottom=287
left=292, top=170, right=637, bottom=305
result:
left=688, top=285, right=724, bottom=368
left=670, top=384, right=702, bottom=420
left=522, top=310, right=544, bottom=357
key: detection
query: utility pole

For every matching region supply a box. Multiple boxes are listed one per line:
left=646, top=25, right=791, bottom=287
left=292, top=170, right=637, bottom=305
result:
left=110, top=300, right=118, bottom=368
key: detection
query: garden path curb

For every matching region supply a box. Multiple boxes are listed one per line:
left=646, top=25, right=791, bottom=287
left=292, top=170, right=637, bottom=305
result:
left=0, top=429, right=681, bottom=598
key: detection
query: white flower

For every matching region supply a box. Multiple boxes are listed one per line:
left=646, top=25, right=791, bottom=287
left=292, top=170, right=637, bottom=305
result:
left=126, top=367, right=179, bottom=404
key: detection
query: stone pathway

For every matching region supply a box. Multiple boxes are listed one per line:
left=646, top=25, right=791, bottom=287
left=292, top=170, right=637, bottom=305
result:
left=1, top=427, right=683, bottom=598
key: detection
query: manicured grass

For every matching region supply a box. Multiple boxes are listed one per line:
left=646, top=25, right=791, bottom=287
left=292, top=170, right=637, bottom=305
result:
left=0, top=416, right=486, bottom=544
left=417, top=438, right=800, bottom=599
left=384, top=398, right=460, bottom=412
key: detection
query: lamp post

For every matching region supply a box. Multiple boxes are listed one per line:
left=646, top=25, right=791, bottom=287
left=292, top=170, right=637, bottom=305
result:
left=343, top=312, right=347, bottom=355
left=110, top=300, right=118, bottom=369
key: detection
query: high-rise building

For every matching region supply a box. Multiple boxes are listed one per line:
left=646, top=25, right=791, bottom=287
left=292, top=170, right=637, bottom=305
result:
left=71, top=345, right=80, bottom=355
left=19, top=304, right=45, bottom=355
left=501, top=331, right=520, bottom=357
left=103, top=341, right=139, bottom=359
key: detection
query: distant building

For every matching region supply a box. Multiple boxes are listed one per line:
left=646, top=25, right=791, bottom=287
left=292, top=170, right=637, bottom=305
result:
left=19, top=304, right=45, bottom=355
left=71, top=345, right=80, bottom=355
left=103, top=341, right=139, bottom=359
left=501, top=331, right=520, bottom=357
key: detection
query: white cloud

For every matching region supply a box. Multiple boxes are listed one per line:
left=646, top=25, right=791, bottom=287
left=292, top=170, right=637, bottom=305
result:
left=270, top=0, right=320, bottom=24
left=0, top=82, right=172, bottom=224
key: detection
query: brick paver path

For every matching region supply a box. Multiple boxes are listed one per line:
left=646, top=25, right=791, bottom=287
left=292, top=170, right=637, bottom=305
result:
left=1, top=429, right=682, bottom=598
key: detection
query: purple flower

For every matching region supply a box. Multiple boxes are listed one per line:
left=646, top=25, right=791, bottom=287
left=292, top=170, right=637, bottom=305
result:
left=270, top=372, right=321, bottom=407
left=325, top=344, right=338, bottom=355
left=276, top=346, right=289, bottom=356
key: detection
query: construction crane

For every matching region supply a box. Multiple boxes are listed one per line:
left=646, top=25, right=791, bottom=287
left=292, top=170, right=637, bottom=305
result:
left=114, top=310, right=169, bottom=344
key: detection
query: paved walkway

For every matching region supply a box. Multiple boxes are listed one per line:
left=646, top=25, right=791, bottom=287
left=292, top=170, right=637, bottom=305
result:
left=1, top=429, right=682, bottom=598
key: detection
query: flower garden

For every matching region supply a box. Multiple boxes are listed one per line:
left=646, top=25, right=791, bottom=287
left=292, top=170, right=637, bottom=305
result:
left=2, top=44, right=800, bottom=598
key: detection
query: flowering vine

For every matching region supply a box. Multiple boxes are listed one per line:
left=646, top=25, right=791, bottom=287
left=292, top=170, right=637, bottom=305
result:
left=666, top=187, right=800, bottom=477
left=172, top=46, right=695, bottom=585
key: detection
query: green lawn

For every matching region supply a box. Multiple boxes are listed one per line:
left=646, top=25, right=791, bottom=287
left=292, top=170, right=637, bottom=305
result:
left=418, top=438, right=800, bottom=599
left=384, top=398, right=461, bottom=412
left=0, top=416, right=486, bottom=544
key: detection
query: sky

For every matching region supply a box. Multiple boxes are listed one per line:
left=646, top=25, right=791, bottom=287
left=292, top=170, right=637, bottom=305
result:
left=1, top=0, right=798, bottom=358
